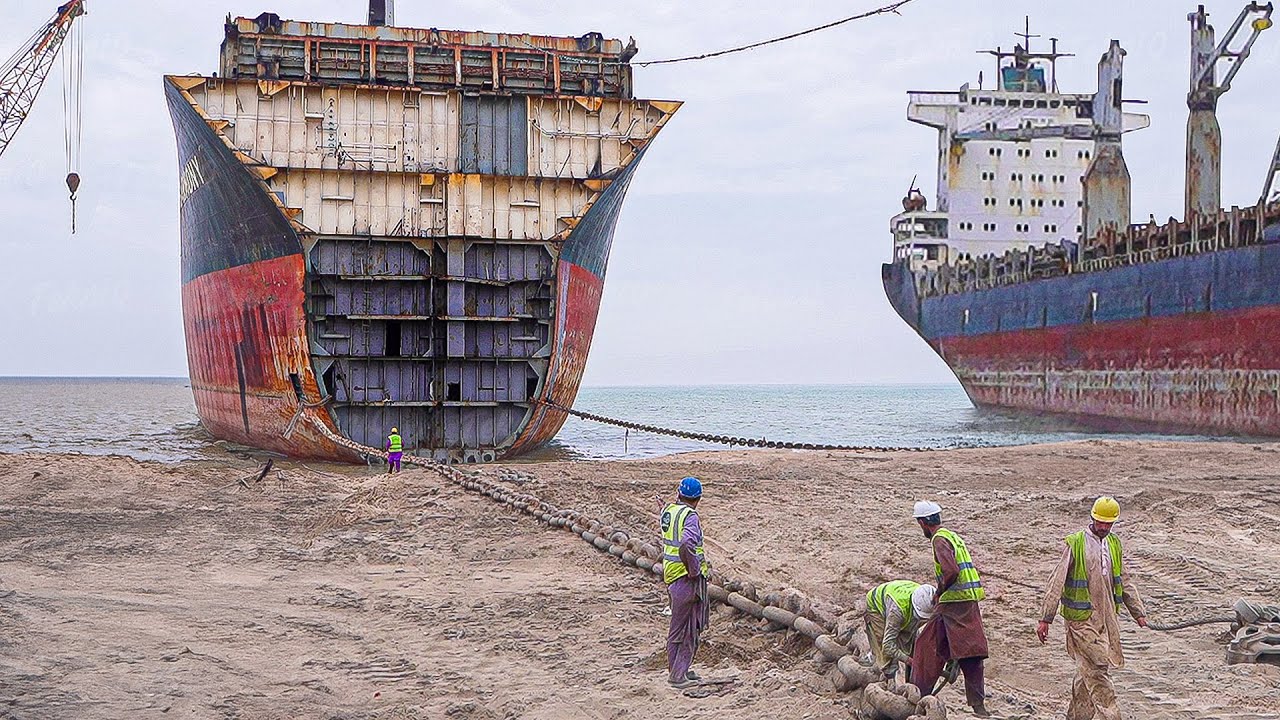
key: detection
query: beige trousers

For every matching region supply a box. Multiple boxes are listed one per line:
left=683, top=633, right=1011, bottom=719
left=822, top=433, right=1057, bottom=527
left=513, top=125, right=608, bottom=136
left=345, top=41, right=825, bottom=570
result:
left=1066, top=655, right=1120, bottom=720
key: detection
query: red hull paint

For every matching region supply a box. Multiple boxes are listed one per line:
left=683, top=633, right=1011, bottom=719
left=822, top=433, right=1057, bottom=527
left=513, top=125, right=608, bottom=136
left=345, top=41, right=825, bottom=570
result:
left=182, top=254, right=353, bottom=460
left=937, top=305, right=1280, bottom=435
left=507, top=261, right=603, bottom=453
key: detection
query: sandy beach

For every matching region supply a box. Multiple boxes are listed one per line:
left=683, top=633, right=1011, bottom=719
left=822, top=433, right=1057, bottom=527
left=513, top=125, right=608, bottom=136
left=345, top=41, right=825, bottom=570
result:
left=1, top=441, right=1278, bottom=719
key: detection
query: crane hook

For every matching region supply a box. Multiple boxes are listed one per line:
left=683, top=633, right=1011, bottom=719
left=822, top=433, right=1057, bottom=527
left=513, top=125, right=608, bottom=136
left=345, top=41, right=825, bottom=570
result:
left=66, top=172, right=80, bottom=234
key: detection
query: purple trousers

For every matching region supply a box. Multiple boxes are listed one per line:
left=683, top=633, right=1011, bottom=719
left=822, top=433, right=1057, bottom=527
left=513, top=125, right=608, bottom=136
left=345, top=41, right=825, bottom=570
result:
left=387, top=451, right=402, bottom=471
left=666, top=575, right=709, bottom=682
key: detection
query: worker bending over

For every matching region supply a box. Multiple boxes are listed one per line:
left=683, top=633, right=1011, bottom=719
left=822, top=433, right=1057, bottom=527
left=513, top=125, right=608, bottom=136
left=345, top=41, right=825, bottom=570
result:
left=865, top=580, right=935, bottom=680
left=910, top=500, right=991, bottom=717
left=1037, top=496, right=1148, bottom=720
left=661, top=477, right=712, bottom=689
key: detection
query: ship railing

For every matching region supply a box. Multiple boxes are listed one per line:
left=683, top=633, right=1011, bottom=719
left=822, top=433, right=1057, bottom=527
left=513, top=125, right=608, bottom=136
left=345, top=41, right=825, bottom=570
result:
left=912, top=199, right=1280, bottom=298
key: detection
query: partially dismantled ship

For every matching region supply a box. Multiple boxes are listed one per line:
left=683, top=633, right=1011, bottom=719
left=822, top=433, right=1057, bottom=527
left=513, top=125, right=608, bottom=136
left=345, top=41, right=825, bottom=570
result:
left=166, top=2, right=678, bottom=461
left=884, top=5, right=1280, bottom=435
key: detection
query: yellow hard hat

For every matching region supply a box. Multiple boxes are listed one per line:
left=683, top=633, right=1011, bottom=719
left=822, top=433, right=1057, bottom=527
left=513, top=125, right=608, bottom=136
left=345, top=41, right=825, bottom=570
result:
left=1091, top=496, right=1120, bottom=523
left=391, top=427, right=399, bottom=434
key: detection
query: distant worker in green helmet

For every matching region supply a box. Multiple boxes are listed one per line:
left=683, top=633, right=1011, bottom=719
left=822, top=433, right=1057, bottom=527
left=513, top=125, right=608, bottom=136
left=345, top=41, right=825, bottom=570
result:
left=864, top=580, right=936, bottom=680
left=1037, top=496, right=1148, bottom=720
left=661, top=476, right=711, bottom=689
left=909, top=500, right=990, bottom=717
left=385, top=427, right=403, bottom=474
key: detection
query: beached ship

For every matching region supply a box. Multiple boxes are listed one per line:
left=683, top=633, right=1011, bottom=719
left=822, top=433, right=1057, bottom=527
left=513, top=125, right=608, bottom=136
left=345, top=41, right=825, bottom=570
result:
left=884, top=6, right=1280, bottom=435
left=165, top=2, right=678, bottom=461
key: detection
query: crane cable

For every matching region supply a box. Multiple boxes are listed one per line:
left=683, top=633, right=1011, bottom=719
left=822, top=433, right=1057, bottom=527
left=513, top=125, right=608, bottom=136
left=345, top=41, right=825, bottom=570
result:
left=636, top=0, right=918, bottom=66
left=60, top=13, right=83, bottom=234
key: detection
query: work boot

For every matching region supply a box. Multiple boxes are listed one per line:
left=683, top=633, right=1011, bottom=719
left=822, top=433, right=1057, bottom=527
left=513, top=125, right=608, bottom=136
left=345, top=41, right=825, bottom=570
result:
left=686, top=670, right=700, bottom=681
left=668, top=676, right=697, bottom=689
left=970, top=701, right=992, bottom=717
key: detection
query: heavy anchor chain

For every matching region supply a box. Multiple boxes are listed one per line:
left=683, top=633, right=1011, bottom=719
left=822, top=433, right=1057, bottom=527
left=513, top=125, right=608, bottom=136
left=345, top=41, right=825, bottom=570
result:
left=536, top=400, right=935, bottom=453
left=303, top=416, right=947, bottom=719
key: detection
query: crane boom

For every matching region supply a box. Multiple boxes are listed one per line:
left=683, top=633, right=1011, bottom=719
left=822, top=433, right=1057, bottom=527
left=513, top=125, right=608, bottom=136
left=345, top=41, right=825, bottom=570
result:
left=0, top=0, right=86, bottom=159
left=1184, top=2, right=1273, bottom=219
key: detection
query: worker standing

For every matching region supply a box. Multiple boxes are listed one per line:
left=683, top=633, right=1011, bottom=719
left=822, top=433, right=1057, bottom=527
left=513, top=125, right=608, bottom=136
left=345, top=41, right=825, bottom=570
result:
left=1036, top=496, right=1148, bottom=720
left=385, top=427, right=403, bottom=474
left=864, top=580, right=936, bottom=680
left=661, top=476, right=711, bottom=689
left=910, top=500, right=990, bottom=717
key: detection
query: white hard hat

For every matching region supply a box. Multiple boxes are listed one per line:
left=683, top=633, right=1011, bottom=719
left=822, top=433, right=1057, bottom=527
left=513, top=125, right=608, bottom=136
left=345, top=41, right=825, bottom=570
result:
left=913, top=500, right=942, bottom=518
left=911, top=585, right=936, bottom=619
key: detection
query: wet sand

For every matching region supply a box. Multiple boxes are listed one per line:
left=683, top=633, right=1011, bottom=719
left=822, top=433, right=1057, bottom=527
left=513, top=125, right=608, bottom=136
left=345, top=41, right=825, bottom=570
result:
left=1, top=441, right=1278, bottom=719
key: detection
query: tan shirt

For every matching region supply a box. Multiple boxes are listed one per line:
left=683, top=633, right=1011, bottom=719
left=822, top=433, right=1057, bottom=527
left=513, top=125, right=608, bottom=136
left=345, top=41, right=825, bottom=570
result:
left=1039, top=529, right=1147, bottom=668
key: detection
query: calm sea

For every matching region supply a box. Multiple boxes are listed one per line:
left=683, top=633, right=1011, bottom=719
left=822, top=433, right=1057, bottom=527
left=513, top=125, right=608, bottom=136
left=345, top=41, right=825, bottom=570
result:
left=0, top=378, right=1225, bottom=463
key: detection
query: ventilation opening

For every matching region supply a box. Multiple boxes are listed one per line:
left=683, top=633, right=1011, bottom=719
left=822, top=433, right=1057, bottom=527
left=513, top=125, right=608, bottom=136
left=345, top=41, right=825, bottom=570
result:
left=385, top=321, right=402, bottom=357
left=446, top=382, right=461, bottom=402
left=288, top=372, right=305, bottom=402
left=322, top=365, right=337, bottom=399
left=526, top=376, right=539, bottom=400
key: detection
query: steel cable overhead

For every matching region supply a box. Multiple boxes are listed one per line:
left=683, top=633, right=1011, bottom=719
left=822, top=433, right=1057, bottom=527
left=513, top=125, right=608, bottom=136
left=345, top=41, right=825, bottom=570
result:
left=636, top=0, right=919, bottom=66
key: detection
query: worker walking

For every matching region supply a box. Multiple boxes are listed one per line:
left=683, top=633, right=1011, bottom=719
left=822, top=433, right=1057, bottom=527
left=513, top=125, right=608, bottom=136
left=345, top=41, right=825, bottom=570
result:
left=910, top=500, right=991, bottom=717
left=385, top=427, right=403, bottom=474
left=864, top=580, right=936, bottom=680
left=661, top=476, right=711, bottom=689
left=1036, top=496, right=1148, bottom=720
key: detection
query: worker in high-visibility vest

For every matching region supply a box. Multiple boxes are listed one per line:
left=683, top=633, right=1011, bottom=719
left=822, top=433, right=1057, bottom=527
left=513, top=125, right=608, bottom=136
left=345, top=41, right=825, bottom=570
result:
left=660, top=476, right=711, bottom=689
left=1037, top=496, right=1148, bottom=720
left=864, top=580, right=935, bottom=680
left=385, top=427, right=403, bottom=474
left=910, top=500, right=990, bottom=717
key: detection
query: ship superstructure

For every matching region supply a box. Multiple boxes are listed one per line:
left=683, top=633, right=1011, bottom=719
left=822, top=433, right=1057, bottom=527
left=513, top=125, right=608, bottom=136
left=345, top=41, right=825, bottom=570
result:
left=166, top=8, right=679, bottom=461
left=891, top=29, right=1149, bottom=264
left=884, top=6, right=1280, bottom=436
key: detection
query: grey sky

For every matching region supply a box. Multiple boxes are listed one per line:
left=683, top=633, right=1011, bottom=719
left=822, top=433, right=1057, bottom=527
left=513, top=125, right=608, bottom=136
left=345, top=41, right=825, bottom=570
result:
left=2, top=0, right=1278, bottom=384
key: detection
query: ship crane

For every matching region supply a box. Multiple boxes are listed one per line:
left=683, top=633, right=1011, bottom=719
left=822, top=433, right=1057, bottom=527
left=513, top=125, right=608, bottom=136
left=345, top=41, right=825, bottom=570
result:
left=1185, top=2, right=1273, bottom=220
left=0, top=0, right=87, bottom=231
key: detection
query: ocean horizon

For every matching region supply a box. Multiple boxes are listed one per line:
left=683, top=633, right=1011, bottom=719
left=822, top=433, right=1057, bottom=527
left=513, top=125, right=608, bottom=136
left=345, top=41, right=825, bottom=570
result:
left=0, top=377, right=1238, bottom=464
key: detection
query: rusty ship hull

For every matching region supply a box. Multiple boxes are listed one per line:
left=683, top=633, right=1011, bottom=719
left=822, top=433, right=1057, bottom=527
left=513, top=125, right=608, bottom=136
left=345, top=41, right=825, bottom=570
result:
left=884, top=6, right=1280, bottom=437
left=885, top=206, right=1280, bottom=436
left=166, top=14, right=678, bottom=461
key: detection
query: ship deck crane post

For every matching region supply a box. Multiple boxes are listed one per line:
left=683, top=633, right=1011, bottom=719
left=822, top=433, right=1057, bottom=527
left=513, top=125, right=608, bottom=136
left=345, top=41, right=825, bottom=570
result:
left=1185, top=2, right=1273, bottom=220
left=0, top=0, right=87, bottom=229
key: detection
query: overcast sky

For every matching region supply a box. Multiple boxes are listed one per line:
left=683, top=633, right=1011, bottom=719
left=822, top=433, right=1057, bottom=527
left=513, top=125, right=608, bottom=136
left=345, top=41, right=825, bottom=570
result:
left=3, top=0, right=1279, bottom=384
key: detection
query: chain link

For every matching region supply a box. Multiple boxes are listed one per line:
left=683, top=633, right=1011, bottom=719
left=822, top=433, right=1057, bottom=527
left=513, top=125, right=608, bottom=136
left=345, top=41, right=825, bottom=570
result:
left=538, top=400, right=934, bottom=452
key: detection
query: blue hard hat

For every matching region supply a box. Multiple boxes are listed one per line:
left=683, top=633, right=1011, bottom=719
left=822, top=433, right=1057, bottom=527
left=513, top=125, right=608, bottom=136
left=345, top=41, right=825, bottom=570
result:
left=679, top=476, right=702, bottom=499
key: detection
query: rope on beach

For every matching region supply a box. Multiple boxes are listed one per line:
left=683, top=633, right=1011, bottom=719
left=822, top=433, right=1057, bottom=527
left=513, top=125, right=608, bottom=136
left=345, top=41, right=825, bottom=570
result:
left=304, top=415, right=949, bottom=718
left=536, top=400, right=936, bottom=453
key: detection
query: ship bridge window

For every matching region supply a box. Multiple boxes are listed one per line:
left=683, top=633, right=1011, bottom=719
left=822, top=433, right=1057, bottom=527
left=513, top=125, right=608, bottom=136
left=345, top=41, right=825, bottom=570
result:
left=979, top=97, right=993, bottom=106
left=995, top=98, right=1007, bottom=106
left=1050, top=100, right=1061, bottom=108
left=1036, top=100, right=1048, bottom=108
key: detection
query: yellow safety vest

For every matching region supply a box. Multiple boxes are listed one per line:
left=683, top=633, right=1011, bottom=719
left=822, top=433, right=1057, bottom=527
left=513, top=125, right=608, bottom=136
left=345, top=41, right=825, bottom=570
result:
left=866, top=580, right=920, bottom=628
left=1061, top=530, right=1124, bottom=621
left=934, top=528, right=985, bottom=603
left=661, top=502, right=709, bottom=584
left=388, top=433, right=402, bottom=452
